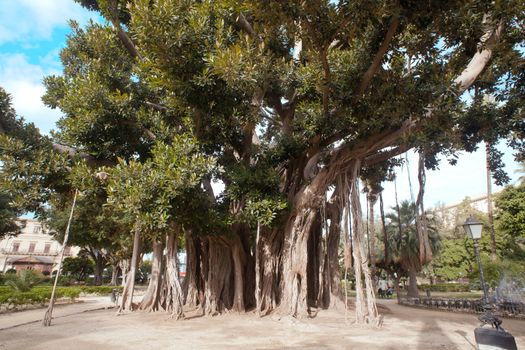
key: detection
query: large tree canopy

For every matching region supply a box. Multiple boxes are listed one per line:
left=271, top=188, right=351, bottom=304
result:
left=0, top=0, right=523, bottom=322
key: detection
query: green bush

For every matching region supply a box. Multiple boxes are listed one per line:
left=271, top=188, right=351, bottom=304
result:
left=469, top=258, right=525, bottom=289
left=0, top=285, right=123, bottom=309
left=418, top=283, right=470, bottom=292
left=0, top=286, right=81, bottom=307
left=4, top=270, right=44, bottom=292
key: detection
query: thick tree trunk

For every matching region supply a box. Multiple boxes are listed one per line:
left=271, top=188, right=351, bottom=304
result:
left=110, top=264, right=119, bottom=286
left=320, top=197, right=344, bottom=309
left=163, top=231, right=185, bottom=319
left=120, top=259, right=130, bottom=287
left=92, top=251, right=106, bottom=286
left=256, top=226, right=282, bottom=316
left=119, top=228, right=141, bottom=313
left=139, top=240, right=164, bottom=311
left=231, top=237, right=245, bottom=313
left=307, top=212, right=322, bottom=309
left=280, top=207, right=318, bottom=317
left=407, top=268, right=419, bottom=298
left=279, top=168, right=330, bottom=317
left=183, top=231, right=203, bottom=309
left=349, top=161, right=379, bottom=325
left=203, top=238, right=232, bottom=315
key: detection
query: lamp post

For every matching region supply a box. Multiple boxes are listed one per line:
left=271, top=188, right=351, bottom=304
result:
left=463, top=215, right=517, bottom=350
left=462, top=216, right=489, bottom=304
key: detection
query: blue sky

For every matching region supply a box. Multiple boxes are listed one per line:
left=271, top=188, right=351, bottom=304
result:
left=0, top=1, right=521, bottom=214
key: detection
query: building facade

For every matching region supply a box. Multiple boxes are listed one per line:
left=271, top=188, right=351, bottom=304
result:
left=0, top=219, right=79, bottom=274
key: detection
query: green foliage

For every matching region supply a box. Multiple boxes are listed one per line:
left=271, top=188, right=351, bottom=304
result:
left=4, top=270, right=44, bottom=292
left=430, top=237, right=472, bottom=280
left=106, top=134, right=216, bottom=235
left=430, top=197, right=525, bottom=282
left=495, top=184, right=525, bottom=243
left=469, top=258, right=525, bottom=289
left=0, top=286, right=81, bottom=307
left=0, top=192, right=21, bottom=238
left=62, top=255, right=95, bottom=281
left=0, top=87, right=71, bottom=216
left=385, top=200, right=440, bottom=272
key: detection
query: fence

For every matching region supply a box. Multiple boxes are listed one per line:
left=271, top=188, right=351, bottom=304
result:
left=398, top=297, right=525, bottom=319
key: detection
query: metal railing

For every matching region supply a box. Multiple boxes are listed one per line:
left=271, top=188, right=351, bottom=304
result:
left=398, top=296, right=525, bottom=319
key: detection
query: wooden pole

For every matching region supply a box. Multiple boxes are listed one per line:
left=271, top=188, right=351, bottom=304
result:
left=43, top=189, right=78, bottom=326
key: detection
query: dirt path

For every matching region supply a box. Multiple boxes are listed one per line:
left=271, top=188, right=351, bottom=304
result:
left=0, top=299, right=523, bottom=349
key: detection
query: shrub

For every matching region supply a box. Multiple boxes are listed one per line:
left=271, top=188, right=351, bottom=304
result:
left=469, top=258, right=525, bottom=289
left=0, top=286, right=81, bottom=307
left=4, top=270, right=44, bottom=292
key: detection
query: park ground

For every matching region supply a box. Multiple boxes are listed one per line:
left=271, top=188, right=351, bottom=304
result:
left=0, top=297, right=523, bottom=349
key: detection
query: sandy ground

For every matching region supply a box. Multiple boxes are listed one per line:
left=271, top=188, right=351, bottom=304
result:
left=0, top=299, right=523, bottom=350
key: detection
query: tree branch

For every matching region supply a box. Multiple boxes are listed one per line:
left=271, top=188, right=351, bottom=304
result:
left=106, top=0, right=142, bottom=60
left=357, top=16, right=400, bottom=95
left=52, top=143, right=115, bottom=168
left=236, top=13, right=260, bottom=41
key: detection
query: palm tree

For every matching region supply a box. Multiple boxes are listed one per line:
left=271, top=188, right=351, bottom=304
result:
left=385, top=200, right=440, bottom=297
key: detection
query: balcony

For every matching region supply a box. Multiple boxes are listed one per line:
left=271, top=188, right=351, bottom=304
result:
left=0, top=249, right=72, bottom=256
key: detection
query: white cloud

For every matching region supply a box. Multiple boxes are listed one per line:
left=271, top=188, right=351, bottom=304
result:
left=0, top=53, right=62, bottom=134
left=0, top=0, right=95, bottom=44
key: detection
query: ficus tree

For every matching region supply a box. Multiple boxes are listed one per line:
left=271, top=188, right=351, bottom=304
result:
left=105, top=135, right=216, bottom=314
left=1, top=0, right=523, bottom=325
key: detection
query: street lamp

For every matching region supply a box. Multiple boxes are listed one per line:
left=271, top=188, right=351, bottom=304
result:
left=463, top=215, right=517, bottom=350
left=463, top=216, right=488, bottom=304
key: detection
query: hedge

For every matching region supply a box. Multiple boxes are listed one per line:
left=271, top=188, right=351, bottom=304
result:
left=0, top=287, right=81, bottom=307
left=418, top=283, right=470, bottom=292
left=0, top=285, right=123, bottom=308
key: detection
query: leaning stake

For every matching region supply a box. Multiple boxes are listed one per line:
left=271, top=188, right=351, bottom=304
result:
left=43, top=189, right=79, bottom=326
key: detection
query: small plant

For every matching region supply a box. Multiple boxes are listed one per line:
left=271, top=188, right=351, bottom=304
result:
left=4, top=270, right=44, bottom=292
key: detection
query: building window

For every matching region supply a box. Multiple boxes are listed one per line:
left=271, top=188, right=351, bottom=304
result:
left=33, top=225, right=41, bottom=234
left=44, top=243, right=51, bottom=254
left=28, top=242, right=36, bottom=253
left=12, top=242, right=20, bottom=253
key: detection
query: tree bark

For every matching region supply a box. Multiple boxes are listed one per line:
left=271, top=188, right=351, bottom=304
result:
left=415, top=153, right=432, bottom=264
left=183, top=231, right=203, bottom=309
left=319, top=195, right=344, bottom=309
left=92, top=250, right=106, bottom=286
left=139, top=240, right=164, bottom=311
left=485, top=143, right=497, bottom=260
left=256, top=226, right=282, bottom=316
left=119, top=259, right=130, bottom=287
left=110, top=263, right=119, bottom=286
left=43, top=189, right=78, bottom=326
left=349, top=161, right=379, bottom=325
left=119, top=227, right=141, bottom=313
left=231, top=237, right=246, bottom=313
left=407, top=267, right=419, bottom=298
left=203, top=238, right=232, bottom=315
left=163, top=231, right=185, bottom=319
